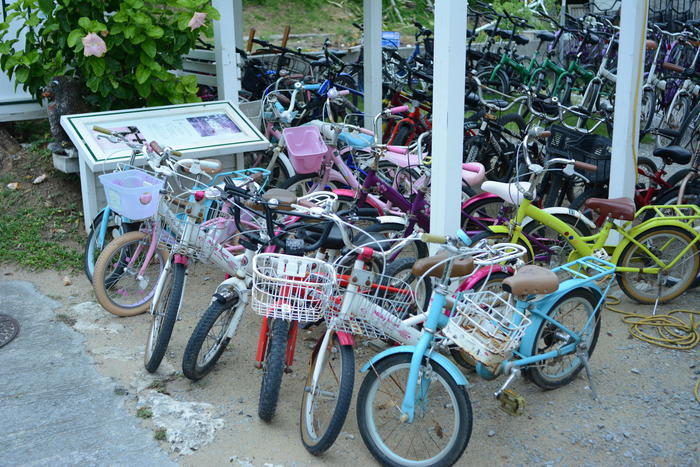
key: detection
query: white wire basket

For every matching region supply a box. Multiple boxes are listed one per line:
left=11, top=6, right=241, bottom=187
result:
left=443, top=290, right=531, bottom=368
left=252, top=253, right=336, bottom=322
left=156, top=191, right=240, bottom=261
left=324, top=266, right=418, bottom=339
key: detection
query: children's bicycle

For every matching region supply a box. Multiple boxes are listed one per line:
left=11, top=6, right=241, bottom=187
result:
left=476, top=126, right=700, bottom=306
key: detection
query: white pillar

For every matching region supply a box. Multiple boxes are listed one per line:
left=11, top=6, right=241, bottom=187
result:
left=233, top=0, right=244, bottom=50
left=213, top=0, right=241, bottom=101
left=430, top=0, right=467, bottom=239
left=609, top=0, right=648, bottom=201
left=363, top=0, right=382, bottom=131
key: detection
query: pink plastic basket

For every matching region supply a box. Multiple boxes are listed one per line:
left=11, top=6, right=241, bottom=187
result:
left=98, top=169, right=164, bottom=220
left=283, top=126, right=328, bottom=174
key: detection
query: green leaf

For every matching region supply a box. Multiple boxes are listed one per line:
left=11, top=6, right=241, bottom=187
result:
left=37, top=0, right=54, bottom=13
left=135, top=65, right=151, bottom=84
left=135, top=80, right=152, bottom=98
left=141, top=39, right=156, bottom=58
left=67, top=29, right=83, bottom=48
left=90, top=58, right=105, bottom=76
left=132, top=12, right=151, bottom=25
left=86, top=76, right=100, bottom=92
left=124, top=25, right=136, bottom=39
left=145, top=26, right=164, bottom=39
left=14, top=67, right=29, bottom=83
left=78, top=17, right=91, bottom=29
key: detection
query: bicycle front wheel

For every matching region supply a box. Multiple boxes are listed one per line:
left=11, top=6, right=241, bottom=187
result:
left=84, top=210, right=138, bottom=283
left=258, top=318, right=290, bottom=422
left=182, top=292, right=245, bottom=381
left=524, top=288, right=601, bottom=389
left=300, top=333, right=355, bottom=455
left=92, top=231, right=167, bottom=316
left=144, top=261, right=186, bottom=373
left=616, top=225, right=700, bottom=304
left=356, top=353, right=472, bottom=467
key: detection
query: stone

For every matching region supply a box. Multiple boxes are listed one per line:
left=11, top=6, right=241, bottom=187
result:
left=630, top=368, right=640, bottom=374
left=487, top=430, right=496, bottom=437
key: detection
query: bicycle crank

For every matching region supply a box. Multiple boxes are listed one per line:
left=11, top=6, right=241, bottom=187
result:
left=497, top=389, right=525, bottom=416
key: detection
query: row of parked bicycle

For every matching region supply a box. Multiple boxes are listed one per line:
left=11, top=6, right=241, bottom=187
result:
left=83, top=86, right=700, bottom=463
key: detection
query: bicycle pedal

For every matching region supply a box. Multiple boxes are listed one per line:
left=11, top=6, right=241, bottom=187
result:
left=497, top=389, right=525, bottom=416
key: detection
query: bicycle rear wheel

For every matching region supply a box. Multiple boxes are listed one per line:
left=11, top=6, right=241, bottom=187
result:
left=84, top=209, right=138, bottom=283
left=356, top=353, right=472, bottom=466
left=524, top=288, right=601, bottom=389
left=93, top=231, right=167, bottom=316
left=616, top=225, right=700, bottom=304
left=300, top=333, right=354, bottom=455
left=144, top=261, right=186, bottom=373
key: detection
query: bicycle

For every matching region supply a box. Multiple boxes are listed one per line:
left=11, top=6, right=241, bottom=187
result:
left=476, top=126, right=700, bottom=306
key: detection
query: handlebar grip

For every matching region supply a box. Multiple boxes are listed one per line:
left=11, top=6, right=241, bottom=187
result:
left=93, top=126, right=112, bottom=135
left=574, top=161, right=598, bottom=172
left=386, top=105, right=409, bottom=114
left=538, top=130, right=552, bottom=139
left=171, top=150, right=183, bottom=157
left=336, top=89, right=351, bottom=96
left=359, top=127, right=374, bottom=136
left=352, top=22, right=363, bottom=30
left=662, top=62, right=684, bottom=73
left=420, top=233, right=447, bottom=244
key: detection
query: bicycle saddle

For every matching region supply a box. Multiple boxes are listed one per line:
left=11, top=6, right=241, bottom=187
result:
left=511, top=34, right=530, bottom=46
left=536, top=31, right=556, bottom=42
left=411, top=253, right=474, bottom=278
left=585, top=33, right=601, bottom=44
left=481, top=181, right=532, bottom=205
left=645, top=39, right=658, bottom=50
left=584, top=197, right=636, bottom=221
left=653, top=145, right=692, bottom=165
left=502, top=265, right=559, bottom=296
left=485, top=28, right=508, bottom=37
left=338, top=131, right=374, bottom=149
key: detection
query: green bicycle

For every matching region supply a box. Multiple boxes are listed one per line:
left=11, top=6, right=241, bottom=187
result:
left=476, top=128, right=700, bottom=305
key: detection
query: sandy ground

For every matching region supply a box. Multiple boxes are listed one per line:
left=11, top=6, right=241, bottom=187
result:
left=2, top=262, right=698, bottom=467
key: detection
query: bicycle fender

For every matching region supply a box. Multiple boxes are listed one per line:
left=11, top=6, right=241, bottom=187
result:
left=456, top=265, right=512, bottom=292
left=276, top=152, right=296, bottom=179
left=460, top=191, right=498, bottom=210
left=612, top=219, right=699, bottom=264
left=522, top=207, right=597, bottom=231
left=360, top=346, right=468, bottom=386
left=212, top=276, right=250, bottom=304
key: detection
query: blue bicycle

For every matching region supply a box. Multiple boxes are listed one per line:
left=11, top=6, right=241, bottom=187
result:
left=355, top=230, right=614, bottom=466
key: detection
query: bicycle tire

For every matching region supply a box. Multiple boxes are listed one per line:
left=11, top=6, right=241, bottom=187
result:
left=279, top=172, right=340, bottom=197
left=639, top=87, right=657, bottom=137
left=461, top=195, right=506, bottom=232
left=677, top=101, right=700, bottom=151
left=658, top=95, right=692, bottom=147
left=144, top=261, right=185, bottom=373
left=258, top=318, right=289, bottom=422
left=93, top=231, right=167, bottom=317
left=616, top=225, right=700, bottom=304
left=84, top=210, right=137, bottom=283
left=475, top=67, right=510, bottom=100
left=356, top=353, right=472, bottom=466
left=300, top=333, right=355, bottom=455
left=182, top=291, right=245, bottom=381
left=383, top=257, right=433, bottom=313
left=524, top=288, right=601, bottom=389
left=486, top=113, right=526, bottom=182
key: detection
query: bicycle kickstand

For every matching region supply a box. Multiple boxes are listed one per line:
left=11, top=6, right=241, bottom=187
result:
left=577, top=343, right=598, bottom=401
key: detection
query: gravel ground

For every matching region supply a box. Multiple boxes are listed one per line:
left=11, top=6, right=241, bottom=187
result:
left=1, top=262, right=698, bottom=467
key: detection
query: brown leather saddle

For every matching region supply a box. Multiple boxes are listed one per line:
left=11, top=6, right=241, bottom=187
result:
left=502, top=265, right=559, bottom=296
left=412, top=253, right=475, bottom=278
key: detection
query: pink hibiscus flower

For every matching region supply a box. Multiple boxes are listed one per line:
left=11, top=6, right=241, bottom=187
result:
left=82, top=33, right=107, bottom=57
left=188, top=12, right=207, bottom=31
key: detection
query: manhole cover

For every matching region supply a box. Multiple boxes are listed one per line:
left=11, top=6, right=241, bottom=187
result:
left=0, top=314, right=19, bottom=347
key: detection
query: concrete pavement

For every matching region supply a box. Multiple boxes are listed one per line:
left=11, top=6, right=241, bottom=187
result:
left=0, top=281, right=174, bottom=466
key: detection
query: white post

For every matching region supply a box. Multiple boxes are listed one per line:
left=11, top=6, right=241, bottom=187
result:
left=233, top=0, right=244, bottom=50
left=430, top=0, right=467, bottom=240
left=363, top=0, right=382, bottom=131
left=213, top=0, right=241, bottom=101
left=609, top=0, right=648, bottom=201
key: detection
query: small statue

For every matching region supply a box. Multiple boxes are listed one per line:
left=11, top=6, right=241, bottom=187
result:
left=42, top=76, right=89, bottom=154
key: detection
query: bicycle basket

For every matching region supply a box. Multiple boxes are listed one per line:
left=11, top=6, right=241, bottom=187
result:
left=252, top=253, right=336, bottom=322
left=283, top=125, right=329, bottom=174
left=324, top=266, right=418, bottom=340
left=443, top=290, right=530, bottom=368
left=99, top=169, right=164, bottom=220
left=546, top=125, right=611, bottom=184
left=156, top=192, right=240, bottom=261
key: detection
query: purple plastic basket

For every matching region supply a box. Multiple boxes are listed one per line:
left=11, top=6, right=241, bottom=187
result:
left=98, top=169, right=164, bottom=220
left=283, top=126, right=328, bottom=174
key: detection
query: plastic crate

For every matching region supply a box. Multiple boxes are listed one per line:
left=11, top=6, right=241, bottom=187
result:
left=283, top=125, right=328, bottom=174
left=546, top=125, right=611, bottom=184
left=98, top=169, right=164, bottom=220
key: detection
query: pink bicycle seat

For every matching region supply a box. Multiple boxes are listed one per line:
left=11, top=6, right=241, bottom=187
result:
left=461, top=162, right=486, bottom=187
